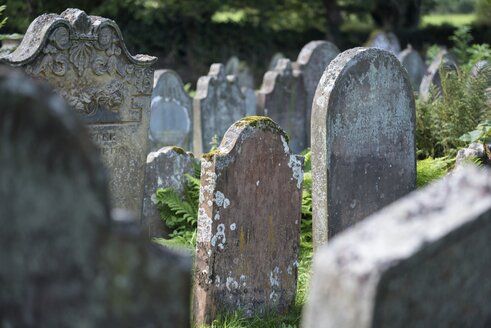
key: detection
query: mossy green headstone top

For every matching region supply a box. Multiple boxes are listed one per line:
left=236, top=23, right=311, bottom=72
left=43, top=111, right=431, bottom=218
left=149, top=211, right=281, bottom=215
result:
left=194, top=116, right=303, bottom=325
left=0, top=8, right=156, bottom=217
left=311, top=47, right=416, bottom=250
left=0, top=68, right=191, bottom=327
left=303, top=166, right=491, bottom=328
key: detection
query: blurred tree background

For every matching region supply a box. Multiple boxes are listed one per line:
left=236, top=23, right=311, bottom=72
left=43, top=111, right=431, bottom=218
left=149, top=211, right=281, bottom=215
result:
left=0, top=0, right=486, bottom=86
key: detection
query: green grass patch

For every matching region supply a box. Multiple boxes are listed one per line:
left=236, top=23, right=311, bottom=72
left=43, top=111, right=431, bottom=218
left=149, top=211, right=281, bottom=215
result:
left=421, top=14, right=475, bottom=27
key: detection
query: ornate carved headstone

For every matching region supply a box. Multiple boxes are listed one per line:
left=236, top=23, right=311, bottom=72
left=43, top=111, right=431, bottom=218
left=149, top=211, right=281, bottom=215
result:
left=303, top=166, right=491, bottom=328
left=142, top=146, right=196, bottom=238
left=419, top=49, right=458, bottom=101
left=398, top=46, right=426, bottom=92
left=257, top=59, right=307, bottom=153
left=311, top=47, right=416, bottom=250
left=365, top=31, right=401, bottom=55
left=0, top=68, right=191, bottom=327
left=0, top=8, right=156, bottom=216
left=294, top=40, right=339, bottom=142
left=193, top=63, right=246, bottom=155
left=150, top=69, right=193, bottom=151
left=193, top=117, right=303, bottom=325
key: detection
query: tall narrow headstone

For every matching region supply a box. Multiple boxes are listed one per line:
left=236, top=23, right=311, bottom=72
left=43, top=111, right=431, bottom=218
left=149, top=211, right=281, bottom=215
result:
left=303, top=166, right=491, bottom=328
left=0, top=8, right=156, bottom=217
left=193, top=116, right=303, bottom=325
left=0, top=68, right=191, bottom=327
left=419, top=49, right=458, bottom=101
left=294, top=40, right=340, bottom=142
left=365, top=31, right=401, bottom=55
left=142, top=146, right=196, bottom=238
left=311, top=47, right=416, bottom=250
left=257, top=59, right=307, bottom=153
left=150, top=70, right=193, bottom=151
left=398, top=46, right=426, bottom=92
left=193, top=63, right=246, bottom=155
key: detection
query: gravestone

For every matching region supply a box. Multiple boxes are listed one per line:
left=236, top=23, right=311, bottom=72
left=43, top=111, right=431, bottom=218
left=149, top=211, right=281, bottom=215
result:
left=0, top=8, right=156, bottom=217
left=142, top=146, right=196, bottom=238
left=398, top=46, right=426, bottom=92
left=365, top=31, right=401, bottom=54
left=268, top=52, right=285, bottom=70
left=294, top=40, right=340, bottom=142
left=193, top=116, right=303, bottom=325
left=257, top=59, right=307, bottom=153
left=193, top=63, right=246, bottom=155
left=302, top=166, right=491, bottom=328
left=419, top=49, right=458, bottom=101
left=150, top=69, right=193, bottom=151
left=0, top=68, right=191, bottom=327
left=242, top=87, right=257, bottom=116
left=225, top=56, right=254, bottom=89
left=311, top=47, right=416, bottom=250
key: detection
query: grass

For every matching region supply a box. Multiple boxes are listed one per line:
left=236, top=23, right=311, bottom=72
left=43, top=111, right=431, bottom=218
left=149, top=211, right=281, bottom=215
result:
left=421, top=14, right=475, bottom=27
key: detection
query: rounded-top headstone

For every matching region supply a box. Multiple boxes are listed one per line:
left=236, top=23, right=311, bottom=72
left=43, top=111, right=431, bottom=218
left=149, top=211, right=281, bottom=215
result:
left=365, top=31, right=401, bottom=55
left=311, top=47, right=416, bottom=249
left=398, top=46, right=426, bottom=92
left=150, top=69, right=193, bottom=151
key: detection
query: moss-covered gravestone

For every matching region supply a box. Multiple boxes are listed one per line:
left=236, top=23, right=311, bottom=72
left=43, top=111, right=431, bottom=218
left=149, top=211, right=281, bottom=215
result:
left=193, top=117, right=303, bottom=325
left=0, top=68, right=191, bottom=327
left=0, top=8, right=156, bottom=217
left=257, top=59, right=307, bottom=153
left=193, top=63, right=246, bottom=155
left=311, top=47, right=416, bottom=250
left=303, top=166, right=491, bottom=328
left=150, top=70, right=193, bottom=151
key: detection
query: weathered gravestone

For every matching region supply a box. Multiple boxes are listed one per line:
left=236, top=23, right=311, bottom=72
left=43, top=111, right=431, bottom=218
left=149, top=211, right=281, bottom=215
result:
left=311, top=47, right=416, bottom=250
left=268, top=52, right=285, bottom=70
left=193, top=63, right=246, bottom=155
left=0, top=8, right=156, bottom=217
left=419, top=49, right=458, bottom=101
left=142, top=146, right=196, bottom=238
left=365, top=30, right=401, bottom=55
left=242, top=87, right=257, bottom=116
left=0, top=68, right=191, bottom=327
left=225, top=56, right=254, bottom=89
left=294, top=40, right=340, bottom=142
left=302, top=166, right=491, bottom=328
left=398, top=46, right=426, bottom=92
left=193, top=116, right=303, bottom=325
left=257, top=59, right=307, bottom=153
left=150, top=69, right=193, bottom=151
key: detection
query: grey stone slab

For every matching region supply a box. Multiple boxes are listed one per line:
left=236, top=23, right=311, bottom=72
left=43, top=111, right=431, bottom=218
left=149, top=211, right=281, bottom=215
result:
left=225, top=56, right=254, bottom=89
left=0, top=8, right=156, bottom=217
left=242, top=86, right=257, bottom=116
left=257, top=59, right=308, bottom=153
left=142, top=146, right=196, bottom=238
left=294, top=40, right=340, bottom=143
left=0, top=67, right=191, bottom=327
left=193, top=117, right=303, bottom=325
left=193, top=63, right=246, bottom=155
left=398, top=46, right=426, bottom=92
left=311, top=47, right=416, bottom=250
left=150, top=69, right=193, bottom=151
left=268, top=52, right=285, bottom=70
left=302, top=166, right=491, bottom=328
left=365, top=31, right=401, bottom=55
left=419, top=49, right=458, bottom=101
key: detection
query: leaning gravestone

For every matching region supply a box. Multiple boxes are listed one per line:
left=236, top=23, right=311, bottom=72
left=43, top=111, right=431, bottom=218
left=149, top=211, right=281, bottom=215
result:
left=0, top=68, right=191, bottom=327
left=419, top=49, right=458, bottom=101
left=193, top=63, right=246, bottom=155
left=311, top=47, right=416, bottom=250
left=150, top=69, right=193, bottom=151
left=142, top=146, right=196, bottom=238
left=365, top=30, right=401, bottom=55
left=398, top=46, right=426, bottom=92
left=0, top=8, right=156, bottom=217
left=294, top=40, right=339, bottom=142
left=302, top=166, right=491, bottom=328
left=193, top=116, right=303, bottom=325
left=257, top=59, right=307, bottom=153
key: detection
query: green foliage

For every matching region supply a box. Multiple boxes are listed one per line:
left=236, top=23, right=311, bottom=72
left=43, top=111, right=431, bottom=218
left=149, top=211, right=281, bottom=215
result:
left=0, top=5, right=7, bottom=30
left=460, top=119, right=491, bottom=144
left=425, top=44, right=442, bottom=65
left=209, top=134, right=220, bottom=151
left=476, top=0, right=491, bottom=25
left=416, top=157, right=453, bottom=187
left=450, top=25, right=472, bottom=63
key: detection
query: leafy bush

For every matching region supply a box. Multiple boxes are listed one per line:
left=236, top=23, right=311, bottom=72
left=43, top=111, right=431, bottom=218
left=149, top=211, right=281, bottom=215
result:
left=416, top=157, right=453, bottom=187
left=476, top=0, right=491, bottom=26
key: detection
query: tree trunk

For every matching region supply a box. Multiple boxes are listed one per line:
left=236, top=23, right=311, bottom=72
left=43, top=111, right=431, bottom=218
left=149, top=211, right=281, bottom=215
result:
left=323, top=0, right=343, bottom=44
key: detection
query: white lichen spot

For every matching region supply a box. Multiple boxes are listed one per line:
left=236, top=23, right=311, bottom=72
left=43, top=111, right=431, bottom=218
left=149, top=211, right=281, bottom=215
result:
left=223, top=198, right=230, bottom=208
left=150, top=193, right=158, bottom=205
left=287, top=265, right=293, bottom=275
left=207, top=250, right=212, bottom=257
left=295, top=220, right=298, bottom=225
left=226, top=277, right=239, bottom=291
left=214, top=191, right=230, bottom=208
left=230, top=223, right=236, bottom=231
left=157, top=176, right=163, bottom=186
left=256, top=180, right=260, bottom=186
left=214, top=213, right=220, bottom=221
left=197, top=208, right=213, bottom=243
left=207, top=200, right=213, bottom=207
left=281, top=136, right=304, bottom=189
left=270, top=266, right=280, bottom=288
left=215, top=275, right=221, bottom=287
left=211, top=223, right=226, bottom=247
